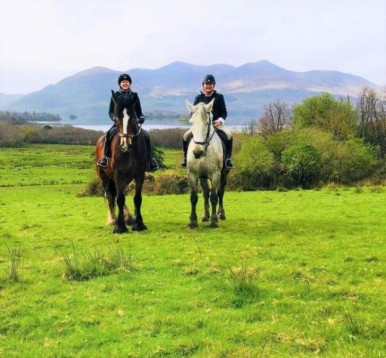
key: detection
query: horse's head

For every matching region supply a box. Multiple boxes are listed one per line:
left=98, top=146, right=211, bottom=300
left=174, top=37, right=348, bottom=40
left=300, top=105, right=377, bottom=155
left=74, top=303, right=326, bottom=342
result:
left=111, top=90, right=141, bottom=152
left=186, top=99, right=214, bottom=158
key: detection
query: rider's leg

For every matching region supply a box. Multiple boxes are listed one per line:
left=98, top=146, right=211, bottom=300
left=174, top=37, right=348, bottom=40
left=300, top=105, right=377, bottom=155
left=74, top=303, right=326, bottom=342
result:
left=181, top=129, right=192, bottom=168
left=97, top=126, right=114, bottom=168
left=216, top=124, right=234, bottom=169
left=225, top=138, right=234, bottom=169
left=142, top=130, right=159, bottom=171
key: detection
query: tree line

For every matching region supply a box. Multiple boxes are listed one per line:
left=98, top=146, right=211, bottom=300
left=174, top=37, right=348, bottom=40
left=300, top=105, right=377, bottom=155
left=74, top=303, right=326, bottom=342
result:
left=1, top=87, right=385, bottom=190
left=234, top=87, right=386, bottom=189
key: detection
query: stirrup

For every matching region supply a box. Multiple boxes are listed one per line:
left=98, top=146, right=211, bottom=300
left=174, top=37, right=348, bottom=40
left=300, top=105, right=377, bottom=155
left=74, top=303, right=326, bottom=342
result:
left=148, top=158, right=159, bottom=172
left=225, top=158, right=234, bottom=169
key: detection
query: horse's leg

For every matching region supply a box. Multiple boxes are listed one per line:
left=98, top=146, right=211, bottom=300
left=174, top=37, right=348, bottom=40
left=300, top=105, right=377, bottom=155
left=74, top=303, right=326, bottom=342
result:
left=113, top=188, right=128, bottom=234
left=105, top=188, right=116, bottom=225
left=208, top=173, right=221, bottom=228
left=200, top=178, right=210, bottom=222
left=100, top=176, right=116, bottom=226
left=209, top=187, right=219, bottom=228
left=217, top=170, right=229, bottom=220
left=124, top=205, right=134, bottom=225
left=188, top=174, right=199, bottom=228
left=132, top=177, right=147, bottom=231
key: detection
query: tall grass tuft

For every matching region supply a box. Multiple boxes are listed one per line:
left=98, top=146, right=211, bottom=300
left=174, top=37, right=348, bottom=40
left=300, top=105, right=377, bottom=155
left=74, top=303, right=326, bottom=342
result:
left=6, top=245, right=22, bottom=282
left=63, top=244, right=133, bottom=281
left=227, top=263, right=260, bottom=307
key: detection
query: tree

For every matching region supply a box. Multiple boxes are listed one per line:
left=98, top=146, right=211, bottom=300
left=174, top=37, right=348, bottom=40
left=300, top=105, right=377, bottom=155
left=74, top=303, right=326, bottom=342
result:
left=258, top=100, right=292, bottom=136
left=283, top=143, right=321, bottom=188
left=293, top=92, right=357, bottom=140
left=357, top=87, right=386, bottom=158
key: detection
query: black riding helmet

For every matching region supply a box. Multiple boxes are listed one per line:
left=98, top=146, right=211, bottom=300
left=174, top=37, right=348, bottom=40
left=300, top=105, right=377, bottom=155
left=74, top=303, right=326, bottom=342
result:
left=202, top=74, right=216, bottom=85
left=118, top=73, right=132, bottom=85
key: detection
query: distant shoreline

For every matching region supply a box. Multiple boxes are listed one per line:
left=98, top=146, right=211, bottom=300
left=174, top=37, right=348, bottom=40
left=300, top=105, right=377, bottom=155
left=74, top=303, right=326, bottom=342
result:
left=71, top=124, right=245, bottom=132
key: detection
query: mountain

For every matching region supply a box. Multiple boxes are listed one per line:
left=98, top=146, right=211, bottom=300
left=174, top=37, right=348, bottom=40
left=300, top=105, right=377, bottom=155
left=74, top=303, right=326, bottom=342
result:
left=0, top=60, right=378, bottom=125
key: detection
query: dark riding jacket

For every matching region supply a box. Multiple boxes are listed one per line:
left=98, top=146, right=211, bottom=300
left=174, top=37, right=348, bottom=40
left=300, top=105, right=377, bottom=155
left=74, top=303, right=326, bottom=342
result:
left=108, top=89, right=144, bottom=122
left=193, top=90, right=227, bottom=121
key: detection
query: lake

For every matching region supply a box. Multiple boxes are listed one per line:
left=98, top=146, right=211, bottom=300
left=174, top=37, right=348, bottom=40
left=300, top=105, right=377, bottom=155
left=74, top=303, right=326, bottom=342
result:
left=71, top=124, right=245, bottom=132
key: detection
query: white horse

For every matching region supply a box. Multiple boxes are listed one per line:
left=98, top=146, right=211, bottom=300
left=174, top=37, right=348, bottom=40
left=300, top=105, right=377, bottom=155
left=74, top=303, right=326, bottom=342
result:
left=185, top=99, right=229, bottom=228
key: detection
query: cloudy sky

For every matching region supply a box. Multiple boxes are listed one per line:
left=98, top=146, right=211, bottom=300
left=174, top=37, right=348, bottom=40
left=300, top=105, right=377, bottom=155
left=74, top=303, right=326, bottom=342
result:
left=1, top=0, right=385, bottom=94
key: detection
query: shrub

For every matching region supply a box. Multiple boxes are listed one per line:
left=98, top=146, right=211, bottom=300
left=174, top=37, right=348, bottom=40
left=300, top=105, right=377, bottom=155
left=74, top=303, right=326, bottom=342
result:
left=155, top=173, right=189, bottom=195
left=329, top=138, right=377, bottom=183
left=282, top=143, right=321, bottom=188
left=233, top=136, right=275, bottom=190
left=77, top=178, right=103, bottom=197
left=150, top=128, right=186, bottom=149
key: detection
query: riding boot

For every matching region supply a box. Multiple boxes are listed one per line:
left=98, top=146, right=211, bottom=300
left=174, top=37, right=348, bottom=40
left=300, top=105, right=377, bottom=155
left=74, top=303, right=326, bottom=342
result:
left=97, top=134, right=110, bottom=168
left=181, top=140, right=188, bottom=168
left=143, top=131, right=159, bottom=171
left=225, top=138, right=234, bottom=169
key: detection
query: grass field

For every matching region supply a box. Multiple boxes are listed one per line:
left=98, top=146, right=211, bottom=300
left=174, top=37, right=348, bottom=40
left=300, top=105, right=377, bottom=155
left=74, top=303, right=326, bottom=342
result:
left=0, top=145, right=385, bottom=357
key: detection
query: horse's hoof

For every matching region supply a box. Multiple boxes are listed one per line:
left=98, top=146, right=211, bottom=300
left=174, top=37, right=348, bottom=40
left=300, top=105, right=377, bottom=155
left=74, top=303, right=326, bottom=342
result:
left=125, top=217, right=135, bottom=225
left=132, top=223, right=147, bottom=231
left=209, top=221, right=219, bottom=228
left=201, top=216, right=209, bottom=222
left=188, top=222, right=198, bottom=229
left=217, top=213, right=226, bottom=220
left=113, top=226, right=129, bottom=234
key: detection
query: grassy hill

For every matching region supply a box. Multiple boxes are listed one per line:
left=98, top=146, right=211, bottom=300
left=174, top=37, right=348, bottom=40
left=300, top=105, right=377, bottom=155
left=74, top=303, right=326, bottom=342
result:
left=0, top=144, right=385, bottom=356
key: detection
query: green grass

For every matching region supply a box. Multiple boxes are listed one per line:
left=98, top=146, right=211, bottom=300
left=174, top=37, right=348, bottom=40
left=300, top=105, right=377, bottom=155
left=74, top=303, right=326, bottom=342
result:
left=0, top=145, right=385, bottom=357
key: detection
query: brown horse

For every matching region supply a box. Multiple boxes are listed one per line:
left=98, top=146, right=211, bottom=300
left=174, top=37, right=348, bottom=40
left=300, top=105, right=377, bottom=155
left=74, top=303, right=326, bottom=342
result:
left=95, top=91, right=148, bottom=234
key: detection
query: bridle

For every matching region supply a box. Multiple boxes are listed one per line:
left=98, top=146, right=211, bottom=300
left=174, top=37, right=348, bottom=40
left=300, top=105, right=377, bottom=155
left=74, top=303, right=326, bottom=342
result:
left=116, top=108, right=142, bottom=151
left=118, top=122, right=142, bottom=140
left=192, top=110, right=216, bottom=151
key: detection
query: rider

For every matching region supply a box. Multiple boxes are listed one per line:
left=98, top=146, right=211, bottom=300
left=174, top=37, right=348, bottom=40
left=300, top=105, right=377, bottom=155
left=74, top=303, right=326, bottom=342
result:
left=181, top=74, right=234, bottom=169
left=97, top=73, right=159, bottom=171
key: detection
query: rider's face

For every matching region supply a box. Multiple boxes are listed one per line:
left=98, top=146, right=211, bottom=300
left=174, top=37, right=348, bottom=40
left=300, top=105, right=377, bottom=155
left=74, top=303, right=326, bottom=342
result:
left=203, top=83, right=214, bottom=95
left=120, top=80, right=131, bottom=91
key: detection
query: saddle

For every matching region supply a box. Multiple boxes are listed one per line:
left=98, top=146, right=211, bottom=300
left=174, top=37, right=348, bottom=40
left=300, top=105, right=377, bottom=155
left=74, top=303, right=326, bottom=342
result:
left=215, top=129, right=228, bottom=157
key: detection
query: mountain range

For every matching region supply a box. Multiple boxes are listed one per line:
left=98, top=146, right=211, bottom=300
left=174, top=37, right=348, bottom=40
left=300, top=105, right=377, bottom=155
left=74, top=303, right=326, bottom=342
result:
left=0, top=60, right=378, bottom=126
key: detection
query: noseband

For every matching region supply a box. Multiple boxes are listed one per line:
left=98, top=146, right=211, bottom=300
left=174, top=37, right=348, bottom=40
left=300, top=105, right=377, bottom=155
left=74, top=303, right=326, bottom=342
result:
left=193, top=111, right=215, bottom=148
left=118, top=124, right=142, bottom=140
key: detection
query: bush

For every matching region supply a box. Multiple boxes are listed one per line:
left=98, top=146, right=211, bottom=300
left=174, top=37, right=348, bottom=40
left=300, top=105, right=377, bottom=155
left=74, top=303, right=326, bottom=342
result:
left=77, top=178, right=103, bottom=197
left=155, top=173, right=189, bottom=195
left=0, top=123, right=25, bottom=147
left=150, top=128, right=186, bottom=149
left=329, top=138, right=377, bottom=183
left=233, top=137, right=275, bottom=190
left=282, top=143, right=321, bottom=188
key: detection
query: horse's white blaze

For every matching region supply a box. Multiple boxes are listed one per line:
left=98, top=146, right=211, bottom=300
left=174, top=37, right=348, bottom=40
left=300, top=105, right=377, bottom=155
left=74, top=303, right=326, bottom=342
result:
left=120, top=108, right=131, bottom=150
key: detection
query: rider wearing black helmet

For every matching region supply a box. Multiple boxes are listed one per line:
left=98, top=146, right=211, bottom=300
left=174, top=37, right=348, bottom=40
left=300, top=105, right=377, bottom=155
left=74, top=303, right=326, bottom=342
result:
left=97, top=73, right=159, bottom=171
left=181, top=74, right=234, bottom=169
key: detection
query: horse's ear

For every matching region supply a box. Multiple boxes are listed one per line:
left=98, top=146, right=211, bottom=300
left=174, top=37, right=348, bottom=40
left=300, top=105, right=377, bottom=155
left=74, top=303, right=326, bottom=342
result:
left=206, top=98, right=215, bottom=111
left=185, top=100, right=195, bottom=112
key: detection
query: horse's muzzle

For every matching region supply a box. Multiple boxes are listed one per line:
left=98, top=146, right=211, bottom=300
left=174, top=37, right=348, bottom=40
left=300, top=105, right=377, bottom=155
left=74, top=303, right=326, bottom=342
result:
left=120, top=135, right=132, bottom=152
left=193, top=146, right=204, bottom=159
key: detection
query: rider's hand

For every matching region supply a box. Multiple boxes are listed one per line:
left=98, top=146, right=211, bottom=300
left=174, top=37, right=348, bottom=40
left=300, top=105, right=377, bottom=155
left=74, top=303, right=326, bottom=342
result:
left=213, top=119, right=221, bottom=126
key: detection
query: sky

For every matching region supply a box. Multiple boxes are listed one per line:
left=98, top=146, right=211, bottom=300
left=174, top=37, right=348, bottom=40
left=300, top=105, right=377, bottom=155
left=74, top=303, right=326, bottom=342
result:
left=0, top=0, right=385, bottom=95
